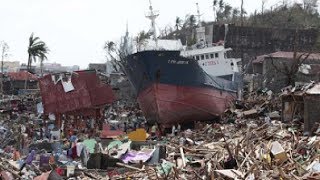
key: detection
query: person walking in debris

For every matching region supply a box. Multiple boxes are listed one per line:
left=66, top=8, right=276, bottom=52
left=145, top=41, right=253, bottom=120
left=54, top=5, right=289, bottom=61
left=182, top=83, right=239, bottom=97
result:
left=17, top=125, right=23, bottom=151
left=171, top=125, right=176, bottom=136
left=151, top=124, right=157, bottom=139
left=123, top=122, right=128, bottom=133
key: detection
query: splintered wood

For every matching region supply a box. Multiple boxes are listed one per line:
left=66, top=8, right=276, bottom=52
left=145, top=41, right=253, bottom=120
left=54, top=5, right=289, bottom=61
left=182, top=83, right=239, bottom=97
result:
left=111, top=118, right=320, bottom=179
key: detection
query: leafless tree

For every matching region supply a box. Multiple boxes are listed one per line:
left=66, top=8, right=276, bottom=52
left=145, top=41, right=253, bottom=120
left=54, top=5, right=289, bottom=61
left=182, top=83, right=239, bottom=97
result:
left=0, top=41, right=9, bottom=74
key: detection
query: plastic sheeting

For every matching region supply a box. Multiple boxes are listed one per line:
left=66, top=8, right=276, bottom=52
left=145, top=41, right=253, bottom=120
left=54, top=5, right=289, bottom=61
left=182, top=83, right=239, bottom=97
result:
left=121, top=148, right=155, bottom=164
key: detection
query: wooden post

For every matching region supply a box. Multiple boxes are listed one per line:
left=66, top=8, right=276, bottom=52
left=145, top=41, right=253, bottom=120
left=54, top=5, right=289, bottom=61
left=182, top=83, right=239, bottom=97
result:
left=56, top=113, right=61, bottom=130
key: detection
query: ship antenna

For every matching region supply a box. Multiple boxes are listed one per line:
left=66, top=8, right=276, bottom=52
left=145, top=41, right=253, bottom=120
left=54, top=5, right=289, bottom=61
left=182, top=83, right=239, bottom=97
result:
left=146, top=0, right=159, bottom=46
left=196, top=3, right=203, bottom=27
left=195, top=3, right=205, bottom=46
left=126, top=20, right=129, bottom=36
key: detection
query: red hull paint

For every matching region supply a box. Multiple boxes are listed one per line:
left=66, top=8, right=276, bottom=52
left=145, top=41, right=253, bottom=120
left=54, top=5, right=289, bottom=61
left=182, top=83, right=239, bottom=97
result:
left=137, top=83, right=236, bottom=126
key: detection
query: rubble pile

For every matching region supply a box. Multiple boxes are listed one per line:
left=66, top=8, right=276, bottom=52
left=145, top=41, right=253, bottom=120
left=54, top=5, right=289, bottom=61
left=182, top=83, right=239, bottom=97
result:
left=104, top=102, right=147, bottom=130
left=1, top=85, right=320, bottom=179
left=224, top=90, right=281, bottom=122
left=103, top=119, right=319, bottom=179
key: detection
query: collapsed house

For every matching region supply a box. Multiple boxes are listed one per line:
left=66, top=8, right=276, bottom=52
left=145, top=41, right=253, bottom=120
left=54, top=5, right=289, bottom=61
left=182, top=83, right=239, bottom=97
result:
left=2, top=71, right=38, bottom=95
left=250, top=51, right=320, bottom=92
left=38, top=70, right=115, bottom=129
left=281, top=82, right=320, bottom=134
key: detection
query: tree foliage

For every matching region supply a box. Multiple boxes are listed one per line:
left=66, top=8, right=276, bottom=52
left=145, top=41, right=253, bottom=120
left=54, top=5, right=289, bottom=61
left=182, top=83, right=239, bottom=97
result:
left=135, top=31, right=152, bottom=51
left=247, top=2, right=320, bottom=28
left=160, top=0, right=320, bottom=47
left=175, top=17, right=182, bottom=31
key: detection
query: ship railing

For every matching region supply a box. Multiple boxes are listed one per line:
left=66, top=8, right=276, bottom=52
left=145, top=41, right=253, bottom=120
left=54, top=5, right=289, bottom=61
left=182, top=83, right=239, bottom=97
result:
left=204, top=75, right=240, bottom=93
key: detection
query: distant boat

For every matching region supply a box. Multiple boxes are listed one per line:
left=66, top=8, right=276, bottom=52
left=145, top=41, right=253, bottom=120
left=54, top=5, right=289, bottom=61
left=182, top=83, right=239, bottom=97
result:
left=122, top=1, right=241, bottom=127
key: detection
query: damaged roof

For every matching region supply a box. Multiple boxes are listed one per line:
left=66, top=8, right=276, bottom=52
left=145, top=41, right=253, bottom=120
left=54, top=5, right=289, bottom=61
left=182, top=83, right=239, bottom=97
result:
left=281, top=82, right=320, bottom=96
left=299, top=64, right=320, bottom=75
left=39, top=70, right=115, bottom=115
left=306, top=83, right=320, bottom=95
left=7, top=71, right=38, bottom=81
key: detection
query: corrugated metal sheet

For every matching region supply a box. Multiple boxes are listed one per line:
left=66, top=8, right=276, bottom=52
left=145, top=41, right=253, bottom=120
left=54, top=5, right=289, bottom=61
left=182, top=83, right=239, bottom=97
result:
left=39, top=70, right=115, bottom=114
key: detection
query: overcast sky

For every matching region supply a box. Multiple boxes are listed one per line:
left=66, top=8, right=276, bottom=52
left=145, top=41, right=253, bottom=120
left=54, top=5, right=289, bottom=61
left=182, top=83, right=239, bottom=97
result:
left=0, top=0, right=310, bottom=68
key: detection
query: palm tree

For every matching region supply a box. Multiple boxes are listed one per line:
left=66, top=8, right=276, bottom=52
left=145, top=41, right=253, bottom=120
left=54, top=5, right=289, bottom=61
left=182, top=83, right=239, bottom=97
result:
left=232, top=8, right=240, bottom=24
left=27, top=33, right=49, bottom=73
left=135, top=31, right=151, bottom=51
left=213, top=0, right=218, bottom=21
left=175, top=17, right=182, bottom=31
left=215, top=0, right=225, bottom=23
left=187, top=15, right=197, bottom=28
left=224, top=4, right=232, bottom=20
left=104, top=41, right=116, bottom=54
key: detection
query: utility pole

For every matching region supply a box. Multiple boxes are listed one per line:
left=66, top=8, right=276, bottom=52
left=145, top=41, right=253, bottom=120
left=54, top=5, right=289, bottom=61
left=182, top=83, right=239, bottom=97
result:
left=0, top=42, right=9, bottom=95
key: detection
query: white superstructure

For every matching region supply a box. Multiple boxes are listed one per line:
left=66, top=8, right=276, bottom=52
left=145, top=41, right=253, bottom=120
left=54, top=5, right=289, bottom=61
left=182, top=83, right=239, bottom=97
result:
left=181, top=43, right=240, bottom=77
left=180, top=3, right=241, bottom=79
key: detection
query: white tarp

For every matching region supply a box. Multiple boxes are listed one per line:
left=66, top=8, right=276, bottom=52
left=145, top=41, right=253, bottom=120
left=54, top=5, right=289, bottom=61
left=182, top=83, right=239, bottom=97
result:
left=37, top=102, right=44, bottom=114
left=49, top=113, right=56, bottom=121
left=62, top=80, right=75, bottom=92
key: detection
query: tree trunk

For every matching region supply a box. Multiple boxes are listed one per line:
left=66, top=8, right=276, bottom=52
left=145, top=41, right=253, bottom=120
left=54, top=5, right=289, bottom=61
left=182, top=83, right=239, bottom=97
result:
left=27, top=54, right=31, bottom=71
left=40, top=60, right=43, bottom=77
left=240, top=0, right=244, bottom=26
left=25, top=55, right=31, bottom=90
left=1, top=49, right=4, bottom=95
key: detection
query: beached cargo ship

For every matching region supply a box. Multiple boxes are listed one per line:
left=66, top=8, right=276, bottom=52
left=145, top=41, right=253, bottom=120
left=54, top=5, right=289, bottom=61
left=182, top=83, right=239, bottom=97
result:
left=122, top=1, right=241, bottom=126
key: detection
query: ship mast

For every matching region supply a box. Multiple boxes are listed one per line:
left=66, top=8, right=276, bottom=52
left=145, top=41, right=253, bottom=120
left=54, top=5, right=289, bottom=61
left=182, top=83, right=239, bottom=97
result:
left=145, top=0, right=159, bottom=46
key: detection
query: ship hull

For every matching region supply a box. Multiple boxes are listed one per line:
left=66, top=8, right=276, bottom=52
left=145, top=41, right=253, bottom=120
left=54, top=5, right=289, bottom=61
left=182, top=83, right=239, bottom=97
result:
left=124, top=50, right=239, bottom=126
left=137, top=83, right=236, bottom=126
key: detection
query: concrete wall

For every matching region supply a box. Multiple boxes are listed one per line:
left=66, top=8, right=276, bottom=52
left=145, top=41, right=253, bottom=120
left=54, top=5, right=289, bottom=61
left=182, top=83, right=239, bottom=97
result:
left=281, top=94, right=320, bottom=133
left=210, top=24, right=319, bottom=73
left=253, top=63, right=263, bottom=74
left=88, top=63, right=106, bottom=73
left=304, top=95, right=320, bottom=133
